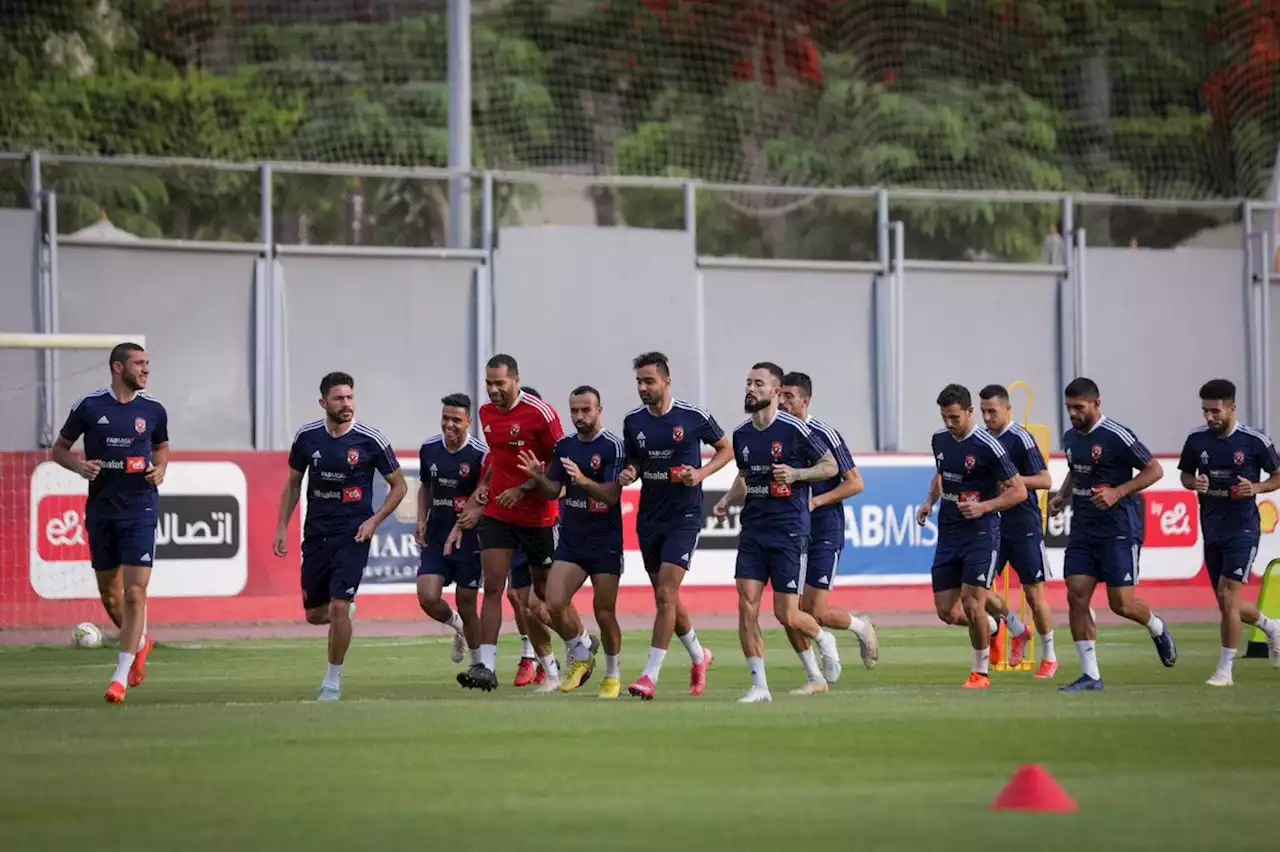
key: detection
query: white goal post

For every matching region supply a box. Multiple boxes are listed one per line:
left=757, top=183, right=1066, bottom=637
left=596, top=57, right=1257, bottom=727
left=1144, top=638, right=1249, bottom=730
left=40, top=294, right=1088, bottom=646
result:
left=0, top=333, right=147, bottom=349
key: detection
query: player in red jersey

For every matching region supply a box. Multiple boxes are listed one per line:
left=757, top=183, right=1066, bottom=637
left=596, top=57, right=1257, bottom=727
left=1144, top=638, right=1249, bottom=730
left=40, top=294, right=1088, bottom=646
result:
left=447, top=355, right=594, bottom=692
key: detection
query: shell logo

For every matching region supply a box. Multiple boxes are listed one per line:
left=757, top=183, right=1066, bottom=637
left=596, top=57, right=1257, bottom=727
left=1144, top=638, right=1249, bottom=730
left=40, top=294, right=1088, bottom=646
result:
left=1262, top=500, right=1278, bottom=535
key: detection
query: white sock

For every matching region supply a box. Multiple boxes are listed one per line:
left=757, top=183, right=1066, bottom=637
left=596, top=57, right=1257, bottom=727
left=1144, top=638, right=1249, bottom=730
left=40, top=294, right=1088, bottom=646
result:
left=605, top=654, right=621, bottom=678
left=519, top=635, right=535, bottom=659
left=677, top=629, right=706, bottom=664
left=469, top=648, right=482, bottom=665
left=570, top=629, right=593, bottom=662
left=1005, top=611, right=1027, bottom=636
left=973, top=647, right=990, bottom=675
left=136, top=632, right=148, bottom=652
left=1145, top=613, right=1165, bottom=638
left=814, top=630, right=839, bottom=659
left=798, top=648, right=823, bottom=682
left=642, top=646, right=667, bottom=682
left=986, top=614, right=1000, bottom=634
left=111, top=652, right=136, bottom=686
left=1075, top=639, right=1101, bottom=679
left=539, top=654, right=560, bottom=680
left=1257, top=614, right=1276, bottom=635
left=480, top=643, right=498, bottom=672
left=746, top=655, right=768, bottom=689
left=1218, top=646, right=1237, bottom=675
left=1039, top=631, right=1056, bottom=662
left=323, top=663, right=342, bottom=689
left=847, top=614, right=869, bottom=639
left=446, top=610, right=464, bottom=633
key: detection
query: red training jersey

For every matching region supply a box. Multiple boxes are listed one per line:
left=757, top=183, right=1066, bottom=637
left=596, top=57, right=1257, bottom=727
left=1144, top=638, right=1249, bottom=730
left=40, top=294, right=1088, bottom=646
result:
left=479, top=391, right=564, bottom=527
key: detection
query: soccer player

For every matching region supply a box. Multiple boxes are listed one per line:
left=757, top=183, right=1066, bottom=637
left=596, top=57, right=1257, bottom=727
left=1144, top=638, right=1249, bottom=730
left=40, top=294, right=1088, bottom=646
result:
left=1177, top=378, right=1280, bottom=685
left=272, top=371, right=407, bottom=701
left=915, top=384, right=1028, bottom=689
left=778, top=371, right=879, bottom=679
left=713, top=362, right=844, bottom=702
left=52, top=342, right=167, bottom=704
left=414, top=393, right=487, bottom=669
left=449, top=356, right=590, bottom=693
left=620, top=351, right=733, bottom=699
left=978, top=384, right=1058, bottom=679
left=518, top=386, right=624, bottom=697
left=1048, top=377, right=1176, bottom=692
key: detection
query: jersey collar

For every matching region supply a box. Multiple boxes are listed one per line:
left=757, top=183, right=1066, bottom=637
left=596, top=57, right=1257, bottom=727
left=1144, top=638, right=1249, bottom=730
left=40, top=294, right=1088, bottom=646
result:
left=752, top=411, right=778, bottom=431
left=954, top=425, right=978, bottom=442
left=992, top=421, right=1015, bottom=437
left=1083, top=414, right=1106, bottom=435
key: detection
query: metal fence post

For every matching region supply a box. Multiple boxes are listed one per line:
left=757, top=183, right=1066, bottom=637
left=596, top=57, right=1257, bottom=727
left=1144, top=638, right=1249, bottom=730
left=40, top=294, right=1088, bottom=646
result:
left=686, top=181, right=707, bottom=408
left=475, top=171, right=495, bottom=430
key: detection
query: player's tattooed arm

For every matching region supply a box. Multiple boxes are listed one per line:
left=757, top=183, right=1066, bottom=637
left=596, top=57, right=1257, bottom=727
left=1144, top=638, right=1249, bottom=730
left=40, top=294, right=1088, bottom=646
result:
left=713, top=473, right=748, bottom=519
left=773, top=451, right=837, bottom=485
left=811, top=467, right=863, bottom=510
left=273, top=468, right=305, bottom=557
left=916, top=474, right=942, bottom=526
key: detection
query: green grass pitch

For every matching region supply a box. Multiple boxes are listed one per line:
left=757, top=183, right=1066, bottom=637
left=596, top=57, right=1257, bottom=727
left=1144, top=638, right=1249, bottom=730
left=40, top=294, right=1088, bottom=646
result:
left=1, top=624, right=1276, bottom=852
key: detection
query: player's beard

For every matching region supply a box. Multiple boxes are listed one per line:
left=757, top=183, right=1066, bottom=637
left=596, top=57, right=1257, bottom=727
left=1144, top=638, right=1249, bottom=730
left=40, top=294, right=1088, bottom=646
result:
left=575, top=420, right=597, bottom=437
left=743, top=394, right=770, bottom=413
left=122, top=371, right=144, bottom=392
left=329, top=407, right=354, bottom=423
left=638, top=388, right=658, bottom=406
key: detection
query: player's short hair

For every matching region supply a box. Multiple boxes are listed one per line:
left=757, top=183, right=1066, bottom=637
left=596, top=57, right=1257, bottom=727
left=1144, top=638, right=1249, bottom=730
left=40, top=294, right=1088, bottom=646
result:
left=108, top=342, right=144, bottom=367
left=752, top=361, right=784, bottom=383
left=1199, top=378, right=1236, bottom=403
left=320, top=371, right=354, bottom=397
left=781, top=371, right=812, bottom=398
left=522, top=386, right=541, bottom=399
left=1064, top=377, right=1100, bottom=400
left=936, top=383, right=971, bottom=409
left=979, top=384, right=1009, bottom=402
left=570, top=385, right=601, bottom=404
left=632, top=351, right=670, bottom=377
left=487, top=353, right=519, bottom=376
left=441, top=392, right=472, bottom=412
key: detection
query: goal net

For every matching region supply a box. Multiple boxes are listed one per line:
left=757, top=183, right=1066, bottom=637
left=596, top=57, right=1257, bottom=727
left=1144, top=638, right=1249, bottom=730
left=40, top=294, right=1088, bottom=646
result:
left=0, top=333, right=146, bottom=637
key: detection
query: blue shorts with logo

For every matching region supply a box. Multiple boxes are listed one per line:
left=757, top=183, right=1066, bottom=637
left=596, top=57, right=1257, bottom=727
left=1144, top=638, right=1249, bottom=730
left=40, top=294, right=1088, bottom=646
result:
left=554, top=544, right=624, bottom=577
left=418, top=535, right=482, bottom=590
left=803, top=536, right=842, bottom=590
left=735, top=534, right=804, bottom=594
left=1063, top=535, right=1140, bottom=587
left=1205, top=536, right=1259, bottom=587
left=931, top=532, right=999, bottom=593
left=509, top=551, right=532, bottom=590
left=301, top=532, right=371, bottom=610
left=998, top=533, right=1049, bottom=586
left=638, top=513, right=701, bottom=573
left=87, top=514, right=156, bottom=572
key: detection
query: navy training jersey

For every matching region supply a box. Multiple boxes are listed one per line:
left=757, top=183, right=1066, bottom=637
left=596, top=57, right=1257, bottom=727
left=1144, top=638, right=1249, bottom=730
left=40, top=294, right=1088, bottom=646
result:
left=419, top=434, right=488, bottom=543
left=289, top=420, right=400, bottom=538
left=931, top=427, right=1018, bottom=541
left=990, top=423, right=1047, bottom=538
left=733, top=411, right=831, bottom=541
left=804, top=417, right=856, bottom=540
left=548, top=430, right=626, bottom=553
left=623, top=399, right=724, bottom=529
left=59, top=388, right=169, bottom=520
left=1178, top=424, right=1279, bottom=542
left=1062, top=416, right=1153, bottom=541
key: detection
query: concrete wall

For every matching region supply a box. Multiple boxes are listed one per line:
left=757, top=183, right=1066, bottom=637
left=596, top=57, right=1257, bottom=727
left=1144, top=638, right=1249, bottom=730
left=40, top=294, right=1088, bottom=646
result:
left=0, top=210, right=39, bottom=450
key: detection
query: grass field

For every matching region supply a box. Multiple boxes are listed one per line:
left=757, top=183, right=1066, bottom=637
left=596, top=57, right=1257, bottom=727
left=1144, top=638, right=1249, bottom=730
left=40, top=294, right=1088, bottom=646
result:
left=2, top=624, right=1276, bottom=852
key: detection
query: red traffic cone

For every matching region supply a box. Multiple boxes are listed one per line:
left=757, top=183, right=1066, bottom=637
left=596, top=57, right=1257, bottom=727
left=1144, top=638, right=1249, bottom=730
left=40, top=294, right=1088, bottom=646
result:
left=990, top=764, right=1077, bottom=813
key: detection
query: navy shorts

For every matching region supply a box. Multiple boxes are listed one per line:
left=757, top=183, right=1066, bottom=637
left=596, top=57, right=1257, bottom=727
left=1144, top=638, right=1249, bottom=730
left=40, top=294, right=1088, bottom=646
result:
left=301, top=533, right=372, bottom=610
left=418, top=540, right=482, bottom=590
left=87, top=515, right=156, bottom=572
left=803, top=537, right=842, bottom=590
left=998, top=534, right=1049, bottom=586
left=638, top=514, right=702, bottom=573
left=931, top=533, right=999, bottom=593
left=510, top=551, right=532, bottom=590
left=735, top=534, right=804, bottom=594
left=1063, top=536, right=1140, bottom=587
left=554, top=545, right=624, bottom=576
left=1205, top=537, right=1259, bottom=587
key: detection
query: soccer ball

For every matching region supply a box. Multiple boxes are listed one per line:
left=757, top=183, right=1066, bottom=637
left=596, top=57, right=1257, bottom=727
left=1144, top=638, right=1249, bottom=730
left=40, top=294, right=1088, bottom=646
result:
left=72, top=623, right=103, bottom=649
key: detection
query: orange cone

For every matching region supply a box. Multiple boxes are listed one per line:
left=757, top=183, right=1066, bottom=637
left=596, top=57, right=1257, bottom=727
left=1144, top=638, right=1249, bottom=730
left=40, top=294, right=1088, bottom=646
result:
left=990, top=764, right=1077, bottom=813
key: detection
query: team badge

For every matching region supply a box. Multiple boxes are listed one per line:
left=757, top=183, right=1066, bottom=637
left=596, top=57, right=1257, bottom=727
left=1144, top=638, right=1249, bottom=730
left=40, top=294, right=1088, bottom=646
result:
left=134, top=417, right=146, bottom=434
left=459, top=462, right=471, bottom=477
left=771, top=441, right=783, bottom=460
left=672, top=426, right=685, bottom=443
left=347, top=448, right=359, bottom=466
left=964, top=454, right=975, bottom=472
left=1091, top=444, right=1102, bottom=461
left=510, top=424, right=521, bottom=437
left=590, top=454, right=602, bottom=471
left=1234, top=450, right=1246, bottom=467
